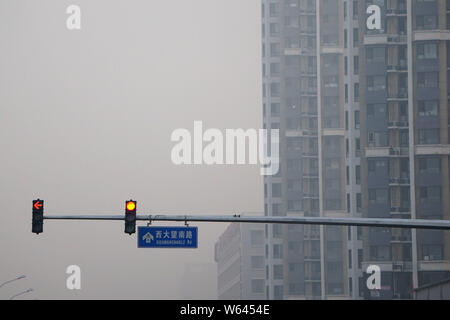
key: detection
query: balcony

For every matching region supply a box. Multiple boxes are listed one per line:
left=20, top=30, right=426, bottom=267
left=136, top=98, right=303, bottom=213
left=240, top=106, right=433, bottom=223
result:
left=387, top=64, right=407, bottom=73
left=298, top=9, right=316, bottom=16
left=387, top=34, right=407, bottom=44
left=391, top=234, right=412, bottom=243
left=385, top=8, right=407, bottom=16
left=387, top=90, right=408, bottom=101
left=300, top=111, right=317, bottom=118
left=392, top=261, right=413, bottom=272
left=414, top=30, right=450, bottom=42
left=303, top=193, right=319, bottom=200
left=390, top=206, right=411, bottom=216
left=304, top=234, right=320, bottom=241
left=304, top=255, right=320, bottom=262
left=389, top=177, right=410, bottom=186
left=300, top=88, right=317, bottom=96
left=388, top=121, right=409, bottom=129
left=366, top=147, right=390, bottom=158
left=302, top=152, right=318, bottom=158
left=301, top=129, right=318, bottom=137
left=302, top=173, right=318, bottom=180
left=415, top=145, right=450, bottom=155
left=304, top=276, right=321, bottom=282
left=389, top=147, right=409, bottom=157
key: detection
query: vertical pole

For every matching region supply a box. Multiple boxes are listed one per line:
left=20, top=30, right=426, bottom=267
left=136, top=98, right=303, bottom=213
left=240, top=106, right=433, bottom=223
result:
left=406, top=0, right=419, bottom=294
left=316, top=0, right=326, bottom=300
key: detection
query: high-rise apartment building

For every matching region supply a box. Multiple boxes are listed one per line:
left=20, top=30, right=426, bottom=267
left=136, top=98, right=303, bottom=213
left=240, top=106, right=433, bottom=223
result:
left=261, top=0, right=362, bottom=299
left=358, top=0, right=450, bottom=299
left=261, top=0, right=449, bottom=300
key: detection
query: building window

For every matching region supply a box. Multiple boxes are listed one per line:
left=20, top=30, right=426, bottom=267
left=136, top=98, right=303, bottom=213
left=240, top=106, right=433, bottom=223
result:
left=251, top=256, right=264, bottom=269
left=273, top=265, right=283, bottom=280
left=325, top=199, right=342, bottom=211
left=288, top=283, right=302, bottom=295
left=354, top=83, right=360, bottom=102
left=348, top=250, right=352, bottom=269
left=274, top=285, right=284, bottom=300
left=417, top=72, right=438, bottom=88
left=367, top=103, right=387, bottom=118
left=368, top=188, right=388, bottom=204
left=369, top=245, right=392, bottom=261
left=272, top=183, right=282, bottom=197
left=418, top=157, right=440, bottom=174
left=269, top=23, right=280, bottom=36
left=285, top=16, right=300, bottom=28
left=347, top=193, right=351, bottom=213
left=270, top=63, right=280, bottom=77
left=354, top=110, right=360, bottom=129
left=416, top=43, right=438, bottom=59
left=355, top=165, right=361, bottom=185
left=419, top=186, right=441, bottom=203
left=368, top=131, right=388, bottom=147
left=270, top=82, right=280, bottom=97
left=418, top=129, right=440, bottom=145
left=367, top=75, right=386, bottom=91
left=312, top=283, right=321, bottom=297
left=353, top=28, right=359, bottom=47
left=288, top=200, right=302, bottom=211
left=273, top=224, right=282, bottom=238
left=421, top=245, right=443, bottom=261
left=354, top=55, right=359, bottom=75
left=270, top=43, right=280, bottom=57
left=366, top=47, right=386, bottom=63
left=251, top=230, right=264, bottom=246
left=270, top=102, right=280, bottom=116
left=418, top=100, right=439, bottom=117
left=251, top=279, right=265, bottom=294
left=358, top=249, right=363, bottom=268
left=416, top=15, right=438, bottom=30
left=272, top=204, right=282, bottom=216
left=355, top=138, right=361, bottom=156
left=345, top=56, right=348, bottom=75
left=269, top=3, right=279, bottom=17
left=356, top=193, right=362, bottom=213
left=273, top=244, right=283, bottom=259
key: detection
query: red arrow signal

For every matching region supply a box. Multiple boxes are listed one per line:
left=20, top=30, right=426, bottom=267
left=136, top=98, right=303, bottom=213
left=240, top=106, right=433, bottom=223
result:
left=33, top=201, right=42, bottom=210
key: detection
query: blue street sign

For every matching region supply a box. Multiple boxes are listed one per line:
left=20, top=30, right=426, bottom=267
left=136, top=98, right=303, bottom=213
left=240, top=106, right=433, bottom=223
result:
left=137, top=226, right=198, bottom=248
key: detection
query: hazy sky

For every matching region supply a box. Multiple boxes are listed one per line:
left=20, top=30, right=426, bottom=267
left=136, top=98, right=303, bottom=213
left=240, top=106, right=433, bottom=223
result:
left=0, top=0, right=263, bottom=299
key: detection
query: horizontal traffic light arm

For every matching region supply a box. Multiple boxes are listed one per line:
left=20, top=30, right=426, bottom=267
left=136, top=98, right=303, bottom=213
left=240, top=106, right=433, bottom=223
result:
left=41, top=214, right=450, bottom=230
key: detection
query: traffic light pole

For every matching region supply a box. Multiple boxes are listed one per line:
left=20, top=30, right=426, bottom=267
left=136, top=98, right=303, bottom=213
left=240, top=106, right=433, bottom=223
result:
left=42, top=214, right=450, bottom=230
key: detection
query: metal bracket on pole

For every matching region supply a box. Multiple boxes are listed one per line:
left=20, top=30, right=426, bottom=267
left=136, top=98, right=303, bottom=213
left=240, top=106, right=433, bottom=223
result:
left=147, top=215, right=152, bottom=227
left=184, top=216, right=189, bottom=227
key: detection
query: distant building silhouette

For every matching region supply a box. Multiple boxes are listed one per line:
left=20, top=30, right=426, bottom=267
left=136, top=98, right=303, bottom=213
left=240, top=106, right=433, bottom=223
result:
left=215, top=221, right=265, bottom=299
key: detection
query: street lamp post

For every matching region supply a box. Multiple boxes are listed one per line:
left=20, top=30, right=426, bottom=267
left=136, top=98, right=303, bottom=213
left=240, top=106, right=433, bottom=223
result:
left=9, top=288, right=33, bottom=300
left=0, top=275, right=26, bottom=289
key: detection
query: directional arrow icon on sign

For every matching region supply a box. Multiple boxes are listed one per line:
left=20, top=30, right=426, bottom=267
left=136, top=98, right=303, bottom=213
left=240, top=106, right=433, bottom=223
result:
left=33, top=201, right=42, bottom=210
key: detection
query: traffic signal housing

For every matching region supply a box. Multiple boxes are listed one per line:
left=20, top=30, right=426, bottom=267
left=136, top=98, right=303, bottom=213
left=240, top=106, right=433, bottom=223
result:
left=124, top=200, right=136, bottom=235
left=32, top=199, right=44, bottom=234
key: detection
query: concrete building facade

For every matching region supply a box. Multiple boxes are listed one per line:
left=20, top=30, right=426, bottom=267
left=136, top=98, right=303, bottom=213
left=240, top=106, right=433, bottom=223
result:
left=261, top=0, right=358, bottom=299
left=358, top=0, right=450, bottom=299
left=214, top=223, right=266, bottom=300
